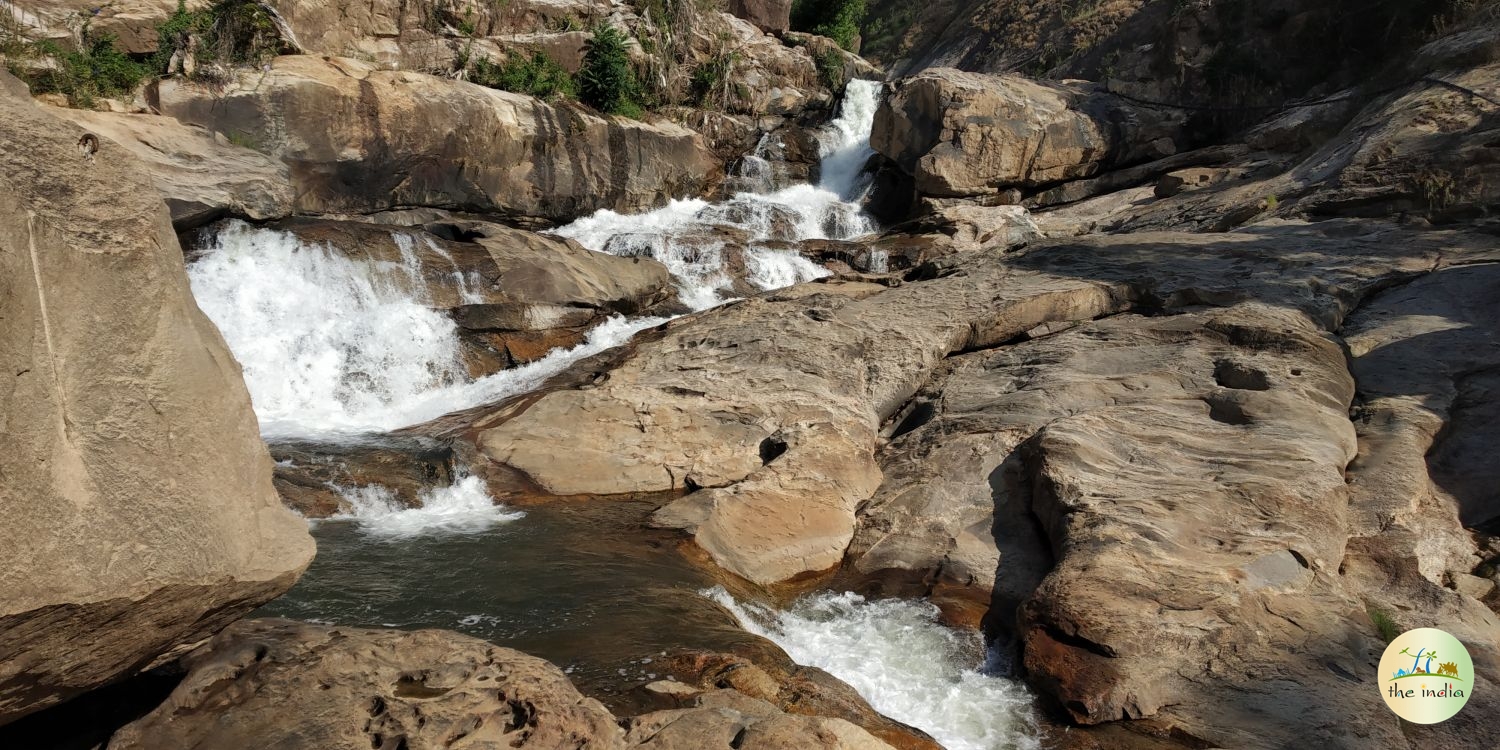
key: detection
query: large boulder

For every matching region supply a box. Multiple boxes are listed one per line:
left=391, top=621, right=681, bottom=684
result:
left=108, top=619, right=897, bottom=750
left=728, top=0, right=792, bottom=33
left=151, top=56, right=723, bottom=223
left=871, top=68, right=1183, bottom=201
left=50, top=107, right=295, bottom=228
left=0, top=71, right=314, bottom=724
left=106, top=619, right=629, bottom=749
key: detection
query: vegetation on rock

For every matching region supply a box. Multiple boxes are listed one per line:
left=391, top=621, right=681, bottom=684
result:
left=791, top=0, right=867, bottom=51
left=2, top=17, right=149, bottom=108
left=579, top=22, right=644, bottom=117
left=464, top=49, right=577, bottom=100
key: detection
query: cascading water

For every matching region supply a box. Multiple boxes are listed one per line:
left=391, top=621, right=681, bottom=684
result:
left=706, top=588, right=1042, bottom=750
left=327, top=475, right=525, bottom=538
left=552, top=78, right=884, bottom=309
left=187, top=222, right=664, bottom=439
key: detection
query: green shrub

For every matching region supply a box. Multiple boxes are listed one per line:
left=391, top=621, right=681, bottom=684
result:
left=578, top=23, right=641, bottom=116
left=814, top=47, right=845, bottom=91
left=470, top=51, right=576, bottom=100
left=689, top=52, right=736, bottom=109
left=791, top=0, right=867, bottom=52
left=1368, top=607, right=1400, bottom=644
left=21, top=29, right=149, bottom=108
left=154, top=0, right=284, bottom=75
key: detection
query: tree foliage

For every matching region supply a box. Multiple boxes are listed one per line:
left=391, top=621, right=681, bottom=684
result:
left=791, top=0, right=867, bottom=52
left=578, top=22, right=641, bottom=116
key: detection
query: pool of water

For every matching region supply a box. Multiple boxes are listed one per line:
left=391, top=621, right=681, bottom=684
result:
left=257, top=499, right=765, bottom=708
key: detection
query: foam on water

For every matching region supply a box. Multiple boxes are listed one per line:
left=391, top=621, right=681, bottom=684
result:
left=188, top=222, right=662, bottom=438
left=552, top=79, right=883, bottom=309
left=329, top=474, right=524, bottom=538
left=706, top=587, right=1042, bottom=750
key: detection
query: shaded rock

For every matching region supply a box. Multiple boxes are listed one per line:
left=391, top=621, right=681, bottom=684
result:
left=0, top=71, right=313, bottom=724
left=152, top=56, right=722, bottom=223
left=871, top=68, right=1184, bottom=200
left=1152, top=166, right=1230, bottom=198
left=728, top=0, right=792, bottom=33
left=1293, top=60, right=1500, bottom=221
left=106, top=619, right=628, bottom=749
left=50, top=107, right=295, bottom=228
left=1337, top=265, right=1500, bottom=750
left=271, top=437, right=457, bottom=518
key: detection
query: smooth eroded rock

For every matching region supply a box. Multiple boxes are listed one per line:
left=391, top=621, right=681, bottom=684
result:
left=153, top=56, right=722, bottom=223
left=0, top=71, right=314, bottom=725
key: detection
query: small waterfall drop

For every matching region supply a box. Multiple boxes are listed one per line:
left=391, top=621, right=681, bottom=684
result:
left=188, top=222, right=665, bottom=438
left=553, top=79, right=884, bottom=309
left=327, top=474, right=525, bottom=538
left=706, top=587, right=1042, bottom=750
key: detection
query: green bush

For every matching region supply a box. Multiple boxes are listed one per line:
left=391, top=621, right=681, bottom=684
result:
left=154, top=0, right=284, bottom=75
left=791, top=0, right=867, bottom=52
left=814, top=47, right=845, bottom=91
left=20, top=30, right=149, bottom=108
left=470, top=51, right=576, bottom=100
left=689, top=52, right=737, bottom=109
left=578, top=23, right=641, bottom=116
left=1368, top=607, right=1400, bottom=644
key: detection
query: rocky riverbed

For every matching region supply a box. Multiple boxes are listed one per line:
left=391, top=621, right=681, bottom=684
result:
left=4, top=1, right=1500, bottom=749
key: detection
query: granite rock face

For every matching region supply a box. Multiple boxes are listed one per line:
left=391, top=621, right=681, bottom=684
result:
left=152, top=56, right=723, bottom=223
left=0, top=71, right=314, bottom=725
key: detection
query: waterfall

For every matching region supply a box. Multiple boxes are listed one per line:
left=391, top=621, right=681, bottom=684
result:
left=706, top=587, right=1042, bottom=750
left=553, top=79, right=884, bottom=309
left=326, top=474, right=525, bottom=538
left=187, top=222, right=665, bottom=438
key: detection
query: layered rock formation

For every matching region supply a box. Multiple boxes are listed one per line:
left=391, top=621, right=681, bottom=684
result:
left=870, top=68, right=1183, bottom=215
left=0, top=71, right=314, bottom=724
left=51, top=107, right=295, bottom=228
left=149, top=55, right=721, bottom=223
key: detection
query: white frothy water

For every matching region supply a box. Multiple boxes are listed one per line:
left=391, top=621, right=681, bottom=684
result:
left=330, top=474, right=524, bottom=538
left=707, top=588, right=1041, bottom=750
left=188, top=222, right=663, bottom=438
left=552, top=79, right=884, bottom=309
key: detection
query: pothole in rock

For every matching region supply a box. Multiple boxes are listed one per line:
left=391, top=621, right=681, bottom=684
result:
left=1213, top=359, right=1272, bottom=391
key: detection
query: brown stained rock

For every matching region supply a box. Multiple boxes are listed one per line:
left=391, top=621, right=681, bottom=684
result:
left=871, top=68, right=1184, bottom=199
left=661, top=651, right=941, bottom=750
left=107, top=621, right=900, bottom=750
left=48, top=107, right=295, bottom=228
left=0, top=71, right=314, bottom=725
left=728, top=0, right=793, bottom=33
left=106, top=619, right=629, bottom=750
left=151, top=56, right=722, bottom=223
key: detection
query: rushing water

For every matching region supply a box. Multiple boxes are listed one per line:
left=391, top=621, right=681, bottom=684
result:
left=194, top=78, right=1042, bottom=747
left=708, top=588, right=1043, bottom=750
left=188, top=223, right=664, bottom=439
left=552, top=79, right=883, bottom=309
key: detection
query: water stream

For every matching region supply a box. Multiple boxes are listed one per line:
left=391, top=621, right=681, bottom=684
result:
left=194, top=78, right=1040, bottom=748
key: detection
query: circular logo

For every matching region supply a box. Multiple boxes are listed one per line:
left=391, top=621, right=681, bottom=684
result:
left=1378, top=627, right=1475, bottom=724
